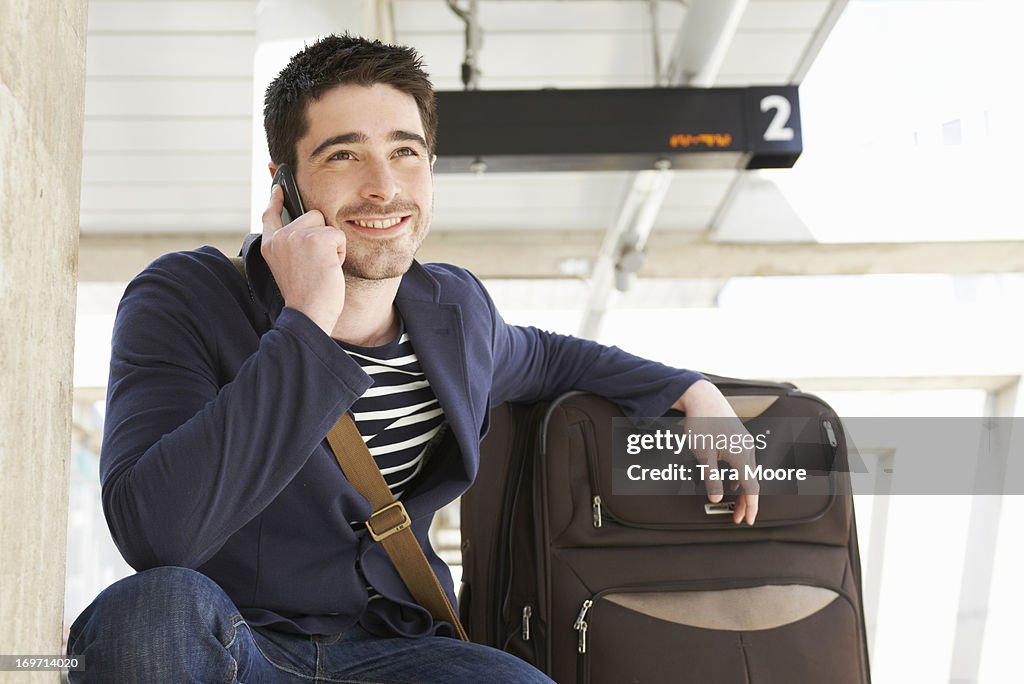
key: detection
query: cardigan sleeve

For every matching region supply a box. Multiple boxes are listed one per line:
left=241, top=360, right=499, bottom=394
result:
left=99, top=251, right=372, bottom=570
left=475, top=274, right=705, bottom=419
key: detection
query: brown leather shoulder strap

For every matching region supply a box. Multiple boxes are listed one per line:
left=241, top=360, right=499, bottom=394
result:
left=327, top=414, right=468, bottom=640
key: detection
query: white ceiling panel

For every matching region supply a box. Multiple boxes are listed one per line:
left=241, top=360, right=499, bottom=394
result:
left=83, top=119, right=251, bottom=153
left=407, top=31, right=676, bottom=87
left=718, top=29, right=814, bottom=81
left=82, top=153, right=252, bottom=184
left=84, top=78, right=253, bottom=117
left=463, top=32, right=661, bottom=80
left=87, top=0, right=258, bottom=32
left=86, top=35, right=256, bottom=77
left=713, top=72, right=794, bottom=86
left=740, top=0, right=832, bottom=31
left=392, top=0, right=465, bottom=33
left=395, top=0, right=686, bottom=34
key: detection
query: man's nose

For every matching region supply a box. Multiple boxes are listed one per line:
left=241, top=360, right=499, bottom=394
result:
left=358, top=159, right=400, bottom=203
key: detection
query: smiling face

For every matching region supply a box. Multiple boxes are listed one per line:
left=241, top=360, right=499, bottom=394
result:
left=288, top=83, right=435, bottom=282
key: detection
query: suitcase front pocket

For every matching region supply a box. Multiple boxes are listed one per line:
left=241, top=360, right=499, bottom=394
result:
left=578, top=584, right=865, bottom=684
left=568, top=395, right=842, bottom=531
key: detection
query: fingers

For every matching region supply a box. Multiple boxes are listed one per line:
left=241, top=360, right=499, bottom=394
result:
left=262, top=184, right=285, bottom=235
left=705, top=479, right=724, bottom=503
left=742, top=494, right=759, bottom=526
left=732, top=495, right=746, bottom=525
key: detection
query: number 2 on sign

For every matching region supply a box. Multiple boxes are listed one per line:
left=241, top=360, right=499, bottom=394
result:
left=760, top=94, right=795, bottom=142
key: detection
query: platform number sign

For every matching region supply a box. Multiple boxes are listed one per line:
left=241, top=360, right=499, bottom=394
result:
left=760, top=94, right=795, bottom=142
left=745, top=87, right=802, bottom=167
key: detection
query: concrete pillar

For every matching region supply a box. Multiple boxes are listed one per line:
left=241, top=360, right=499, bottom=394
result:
left=0, top=0, right=88, bottom=680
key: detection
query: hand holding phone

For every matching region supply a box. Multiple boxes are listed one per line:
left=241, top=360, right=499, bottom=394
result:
left=262, top=165, right=346, bottom=336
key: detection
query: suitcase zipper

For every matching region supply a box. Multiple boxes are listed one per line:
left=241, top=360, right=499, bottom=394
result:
left=496, top=403, right=549, bottom=654
left=823, top=419, right=838, bottom=447
left=573, top=599, right=593, bottom=654
left=592, top=496, right=602, bottom=528
left=522, top=604, right=532, bottom=641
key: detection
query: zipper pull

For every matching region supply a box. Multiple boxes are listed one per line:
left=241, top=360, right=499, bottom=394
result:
left=592, top=496, right=603, bottom=528
left=574, top=599, right=593, bottom=654
left=522, top=605, right=532, bottom=641
left=823, top=420, right=838, bottom=448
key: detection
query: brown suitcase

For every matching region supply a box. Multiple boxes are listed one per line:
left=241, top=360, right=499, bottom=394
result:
left=459, top=379, right=870, bottom=683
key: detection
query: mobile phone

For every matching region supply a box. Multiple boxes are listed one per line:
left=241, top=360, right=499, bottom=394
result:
left=271, top=163, right=306, bottom=225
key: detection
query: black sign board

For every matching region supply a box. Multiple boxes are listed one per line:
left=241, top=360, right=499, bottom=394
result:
left=434, top=86, right=801, bottom=172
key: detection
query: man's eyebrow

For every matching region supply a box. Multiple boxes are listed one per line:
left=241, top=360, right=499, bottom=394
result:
left=389, top=130, right=428, bottom=150
left=309, top=132, right=368, bottom=160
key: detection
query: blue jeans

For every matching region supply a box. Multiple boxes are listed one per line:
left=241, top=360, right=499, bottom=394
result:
left=67, top=567, right=553, bottom=683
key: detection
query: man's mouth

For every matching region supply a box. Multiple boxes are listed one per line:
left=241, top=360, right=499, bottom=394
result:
left=348, top=216, right=407, bottom=230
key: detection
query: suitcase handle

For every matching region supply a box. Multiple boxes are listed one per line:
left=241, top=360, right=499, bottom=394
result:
left=704, top=502, right=736, bottom=515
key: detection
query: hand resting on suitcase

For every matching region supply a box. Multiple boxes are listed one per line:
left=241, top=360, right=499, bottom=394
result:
left=672, top=379, right=760, bottom=526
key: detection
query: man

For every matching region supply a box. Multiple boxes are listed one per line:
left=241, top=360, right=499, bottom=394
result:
left=68, top=34, right=758, bottom=682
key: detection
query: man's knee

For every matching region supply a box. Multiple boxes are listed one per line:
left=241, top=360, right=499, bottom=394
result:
left=69, top=567, right=239, bottom=653
left=68, top=567, right=247, bottom=682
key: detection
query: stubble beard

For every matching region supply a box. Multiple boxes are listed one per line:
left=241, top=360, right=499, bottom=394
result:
left=337, top=204, right=430, bottom=282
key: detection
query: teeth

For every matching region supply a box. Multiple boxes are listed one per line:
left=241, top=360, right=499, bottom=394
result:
left=352, top=217, right=402, bottom=229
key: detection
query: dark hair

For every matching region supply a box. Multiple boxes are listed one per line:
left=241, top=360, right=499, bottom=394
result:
left=263, top=34, right=437, bottom=169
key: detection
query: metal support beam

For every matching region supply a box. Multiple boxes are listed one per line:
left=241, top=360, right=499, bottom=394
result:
left=579, top=166, right=674, bottom=338
left=579, top=0, right=748, bottom=339
left=948, top=380, right=1022, bottom=683
left=665, top=0, right=749, bottom=88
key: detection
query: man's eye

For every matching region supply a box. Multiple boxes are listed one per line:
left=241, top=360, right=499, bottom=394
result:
left=329, top=151, right=355, bottom=161
left=394, top=147, right=418, bottom=157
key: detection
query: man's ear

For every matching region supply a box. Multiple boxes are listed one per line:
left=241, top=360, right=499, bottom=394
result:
left=268, top=161, right=279, bottom=179
left=430, top=154, right=437, bottom=172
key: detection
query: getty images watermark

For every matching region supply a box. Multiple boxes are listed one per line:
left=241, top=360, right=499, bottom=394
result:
left=611, top=417, right=1024, bottom=496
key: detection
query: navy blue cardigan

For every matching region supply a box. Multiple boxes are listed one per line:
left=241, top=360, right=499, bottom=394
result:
left=99, top=236, right=701, bottom=636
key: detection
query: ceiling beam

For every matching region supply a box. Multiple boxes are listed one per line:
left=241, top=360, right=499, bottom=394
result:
left=579, top=0, right=749, bottom=338
left=665, top=0, right=749, bottom=88
left=790, top=0, right=849, bottom=84
left=579, top=167, right=674, bottom=338
left=78, top=231, right=1024, bottom=282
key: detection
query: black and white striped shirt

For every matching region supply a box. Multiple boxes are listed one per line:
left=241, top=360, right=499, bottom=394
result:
left=338, top=325, right=446, bottom=602
left=337, top=326, right=446, bottom=500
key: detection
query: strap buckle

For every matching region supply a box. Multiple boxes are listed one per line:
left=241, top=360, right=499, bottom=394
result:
left=366, top=501, right=411, bottom=542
